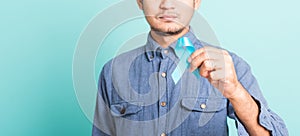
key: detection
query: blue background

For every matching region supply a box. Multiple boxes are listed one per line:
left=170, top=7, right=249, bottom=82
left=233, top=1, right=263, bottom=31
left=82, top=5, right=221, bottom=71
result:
left=1, top=0, right=299, bottom=135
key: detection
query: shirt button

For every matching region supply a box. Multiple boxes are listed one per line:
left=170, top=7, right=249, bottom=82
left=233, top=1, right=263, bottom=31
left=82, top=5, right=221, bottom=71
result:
left=161, top=72, right=166, bottom=78
left=163, top=50, right=169, bottom=54
left=161, top=102, right=167, bottom=107
left=200, top=104, right=206, bottom=109
left=120, top=108, right=126, bottom=114
left=150, top=55, right=154, bottom=59
left=161, top=133, right=166, bottom=136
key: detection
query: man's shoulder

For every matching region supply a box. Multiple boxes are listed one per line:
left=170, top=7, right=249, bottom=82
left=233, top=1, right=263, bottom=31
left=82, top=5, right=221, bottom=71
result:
left=101, top=45, right=146, bottom=71
left=115, top=45, right=145, bottom=60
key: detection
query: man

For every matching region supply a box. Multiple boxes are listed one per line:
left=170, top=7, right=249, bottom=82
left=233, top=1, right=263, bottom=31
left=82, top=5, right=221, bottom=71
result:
left=92, top=0, right=288, bottom=135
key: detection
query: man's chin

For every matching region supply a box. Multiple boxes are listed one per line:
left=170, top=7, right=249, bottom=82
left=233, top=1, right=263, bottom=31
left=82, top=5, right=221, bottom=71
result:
left=151, top=26, right=186, bottom=36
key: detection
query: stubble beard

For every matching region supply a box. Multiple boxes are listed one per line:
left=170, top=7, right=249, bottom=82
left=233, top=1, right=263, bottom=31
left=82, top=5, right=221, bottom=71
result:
left=150, top=25, right=186, bottom=36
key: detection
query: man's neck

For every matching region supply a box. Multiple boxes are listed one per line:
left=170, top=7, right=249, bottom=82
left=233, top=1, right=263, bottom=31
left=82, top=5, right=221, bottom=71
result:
left=150, top=27, right=189, bottom=48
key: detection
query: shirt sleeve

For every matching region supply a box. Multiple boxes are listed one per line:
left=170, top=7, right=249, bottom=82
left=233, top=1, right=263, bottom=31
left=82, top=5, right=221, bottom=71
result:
left=227, top=53, right=289, bottom=136
left=92, top=61, right=115, bottom=136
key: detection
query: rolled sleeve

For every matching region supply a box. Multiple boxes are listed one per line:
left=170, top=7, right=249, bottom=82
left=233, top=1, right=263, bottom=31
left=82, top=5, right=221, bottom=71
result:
left=232, top=99, right=288, bottom=136
left=228, top=53, right=288, bottom=136
left=258, top=101, right=289, bottom=135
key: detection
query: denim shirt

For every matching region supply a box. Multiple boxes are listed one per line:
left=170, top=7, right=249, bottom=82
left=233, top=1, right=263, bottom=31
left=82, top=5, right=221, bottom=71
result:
left=92, top=30, right=288, bottom=136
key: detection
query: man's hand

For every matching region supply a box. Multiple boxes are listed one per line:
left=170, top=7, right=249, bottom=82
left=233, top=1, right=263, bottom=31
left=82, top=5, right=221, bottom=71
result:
left=188, top=46, right=239, bottom=98
left=188, top=46, right=270, bottom=135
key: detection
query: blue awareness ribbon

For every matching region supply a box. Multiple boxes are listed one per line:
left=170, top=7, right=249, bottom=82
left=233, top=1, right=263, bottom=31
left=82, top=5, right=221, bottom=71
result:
left=171, top=37, right=200, bottom=84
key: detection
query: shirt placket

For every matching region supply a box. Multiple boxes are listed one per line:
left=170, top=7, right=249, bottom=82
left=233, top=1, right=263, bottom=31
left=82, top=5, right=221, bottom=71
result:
left=157, top=49, right=169, bottom=136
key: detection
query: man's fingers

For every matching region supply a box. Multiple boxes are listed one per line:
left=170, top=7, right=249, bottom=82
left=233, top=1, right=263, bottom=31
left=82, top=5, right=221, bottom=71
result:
left=189, top=52, right=224, bottom=72
left=188, top=46, right=223, bottom=62
left=198, top=60, right=223, bottom=77
left=209, top=70, right=226, bottom=81
left=189, top=53, right=210, bottom=72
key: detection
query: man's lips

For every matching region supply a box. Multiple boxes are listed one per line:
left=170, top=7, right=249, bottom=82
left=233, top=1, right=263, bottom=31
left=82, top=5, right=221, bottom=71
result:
left=157, top=14, right=178, bottom=21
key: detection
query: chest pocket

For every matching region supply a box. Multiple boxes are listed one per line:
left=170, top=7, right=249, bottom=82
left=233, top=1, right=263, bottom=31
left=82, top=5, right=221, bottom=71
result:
left=110, top=101, right=143, bottom=120
left=181, top=97, right=227, bottom=112
left=180, top=97, right=228, bottom=135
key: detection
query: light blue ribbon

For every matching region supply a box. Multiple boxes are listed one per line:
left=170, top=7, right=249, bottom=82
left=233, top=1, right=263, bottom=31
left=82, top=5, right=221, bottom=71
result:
left=172, top=37, right=200, bottom=84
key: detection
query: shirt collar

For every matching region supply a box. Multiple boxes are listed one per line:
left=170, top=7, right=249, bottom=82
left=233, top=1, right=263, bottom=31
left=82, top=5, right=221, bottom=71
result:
left=145, top=27, right=204, bottom=61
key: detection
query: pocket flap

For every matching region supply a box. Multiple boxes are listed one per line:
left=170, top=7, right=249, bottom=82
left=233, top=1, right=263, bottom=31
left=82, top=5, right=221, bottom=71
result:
left=181, top=97, right=226, bottom=112
left=110, top=101, right=143, bottom=117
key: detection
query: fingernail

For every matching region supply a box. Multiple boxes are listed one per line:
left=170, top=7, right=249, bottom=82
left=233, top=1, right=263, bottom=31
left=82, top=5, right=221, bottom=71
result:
left=189, top=66, right=194, bottom=72
left=187, top=57, right=191, bottom=62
